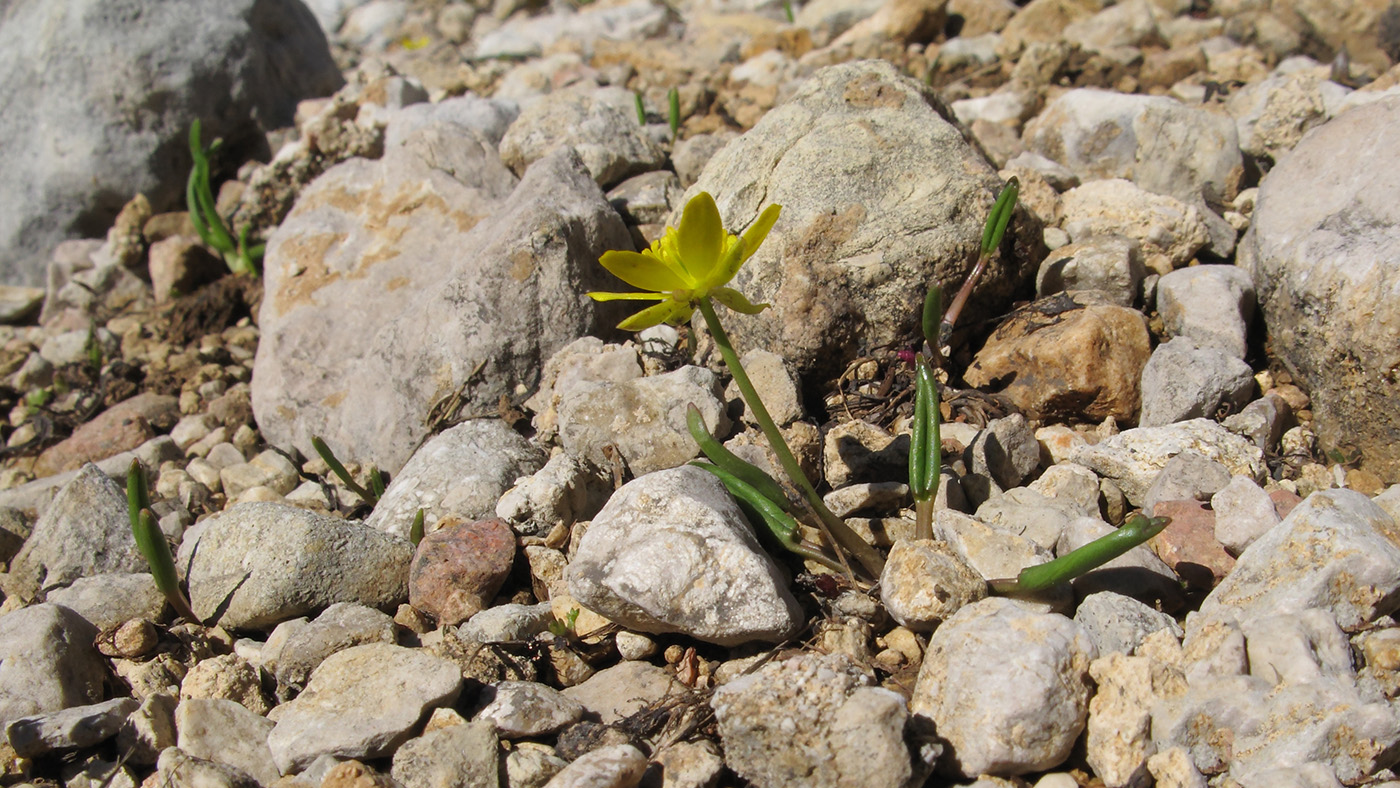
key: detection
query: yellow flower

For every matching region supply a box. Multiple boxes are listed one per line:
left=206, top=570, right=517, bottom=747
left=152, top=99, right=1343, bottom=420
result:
left=588, top=191, right=782, bottom=330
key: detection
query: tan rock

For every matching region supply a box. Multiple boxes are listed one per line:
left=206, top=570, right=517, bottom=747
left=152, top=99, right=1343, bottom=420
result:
left=965, top=292, right=1151, bottom=423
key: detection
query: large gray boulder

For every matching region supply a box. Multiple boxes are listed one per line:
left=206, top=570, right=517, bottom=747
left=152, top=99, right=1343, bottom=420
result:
left=251, top=123, right=632, bottom=472
left=0, top=0, right=342, bottom=285
left=1240, top=96, right=1400, bottom=484
left=683, top=59, right=1040, bottom=382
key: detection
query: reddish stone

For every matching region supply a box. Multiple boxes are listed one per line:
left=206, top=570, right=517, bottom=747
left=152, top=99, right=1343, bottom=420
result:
left=409, top=518, right=516, bottom=626
left=1269, top=488, right=1304, bottom=520
left=32, top=393, right=178, bottom=478
left=1149, top=499, right=1235, bottom=590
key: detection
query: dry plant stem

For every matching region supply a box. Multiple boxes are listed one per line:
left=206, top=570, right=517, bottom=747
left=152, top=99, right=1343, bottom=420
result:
left=915, top=499, right=934, bottom=541
left=939, top=252, right=987, bottom=347
left=697, top=297, right=886, bottom=578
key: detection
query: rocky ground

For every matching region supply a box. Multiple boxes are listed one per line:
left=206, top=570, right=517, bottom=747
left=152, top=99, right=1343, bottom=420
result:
left=3, top=0, right=1400, bottom=787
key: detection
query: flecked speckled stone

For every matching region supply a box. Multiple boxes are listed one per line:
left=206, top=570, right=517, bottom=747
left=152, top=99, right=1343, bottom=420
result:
left=1195, top=489, right=1400, bottom=632
left=712, top=653, right=929, bottom=788
left=879, top=539, right=987, bottom=632
left=409, top=518, right=516, bottom=627
left=911, top=597, right=1097, bottom=778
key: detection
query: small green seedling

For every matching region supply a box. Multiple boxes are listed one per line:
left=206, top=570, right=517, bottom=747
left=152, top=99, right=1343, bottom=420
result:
left=782, top=0, right=795, bottom=23
left=988, top=513, right=1171, bottom=594
left=667, top=87, right=681, bottom=142
left=311, top=435, right=384, bottom=506
left=187, top=120, right=263, bottom=277
left=25, top=387, right=51, bottom=412
left=939, top=177, right=1018, bottom=348
left=85, top=327, right=103, bottom=372
left=409, top=509, right=425, bottom=546
left=634, top=91, right=647, bottom=126
left=548, top=607, right=581, bottom=638
left=127, top=460, right=199, bottom=623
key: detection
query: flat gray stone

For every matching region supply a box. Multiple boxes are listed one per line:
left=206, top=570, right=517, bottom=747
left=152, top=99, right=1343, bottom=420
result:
left=267, top=643, right=463, bottom=774
left=1156, top=265, right=1255, bottom=361
left=45, top=573, right=167, bottom=631
left=1073, top=591, right=1183, bottom=658
left=1139, top=337, right=1255, bottom=428
left=175, top=698, right=280, bottom=787
left=0, top=603, right=105, bottom=728
left=181, top=502, right=413, bottom=630
left=5, top=698, right=138, bottom=757
left=0, top=0, right=341, bottom=284
left=3, top=463, right=144, bottom=602
left=261, top=603, right=398, bottom=692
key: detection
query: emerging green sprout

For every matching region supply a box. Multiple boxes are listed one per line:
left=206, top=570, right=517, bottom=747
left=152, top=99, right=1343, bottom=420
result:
left=187, top=120, right=263, bottom=277
left=988, top=514, right=1171, bottom=594
left=667, top=87, right=681, bottom=142
left=590, top=192, right=885, bottom=578
left=409, top=509, right=425, bottom=546
left=634, top=91, right=647, bottom=126
left=127, top=460, right=199, bottom=623
left=311, top=435, right=384, bottom=506
left=908, top=348, right=941, bottom=540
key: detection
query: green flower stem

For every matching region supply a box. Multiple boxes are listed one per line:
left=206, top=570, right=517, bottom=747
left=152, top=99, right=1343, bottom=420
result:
left=697, top=296, right=886, bottom=578
left=987, top=514, right=1170, bottom=594
left=940, top=177, right=1018, bottom=347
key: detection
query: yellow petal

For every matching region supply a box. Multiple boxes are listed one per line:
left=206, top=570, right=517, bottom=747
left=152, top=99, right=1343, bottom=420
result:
left=587, top=291, right=668, bottom=302
left=599, top=250, right=688, bottom=292
left=711, top=286, right=770, bottom=315
left=739, top=203, right=781, bottom=265
left=676, top=192, right=724, bottom=283
left=703, top=204, right=782, bottom=290
left=617, top=299, right=693, bottom=331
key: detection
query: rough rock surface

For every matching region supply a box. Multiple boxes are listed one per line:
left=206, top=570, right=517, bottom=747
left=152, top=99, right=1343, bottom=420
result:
left=1240, top=96, right=1400, bottom=482
left=252, top=144, right=632, bottom=472
left=911, top=597, right=1097, bottom=778
left=0, top=0, right=342, bottom=284
left=266, top=643, right=462, bottom=774
left=181, top=502, right=413, bottom=629
left=567, top=466, right=804, bottom=646
left=712, top=653, right=928, bottom=788
left=687, top=59, right=1040, bottom=381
